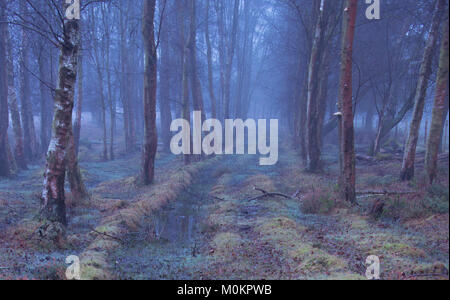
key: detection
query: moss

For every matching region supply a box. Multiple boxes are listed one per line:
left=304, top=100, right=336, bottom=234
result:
left=211, top=232, right=242, bottom=255
left=410, top=262, right=448, bottom=276
left=257, top=217, right=303, bottom=233
left=80, top=250, right=110, bottom=280
left=327, top=273, right=367, bottom=280
left=81, top=265, right=109, bottom=280
left=78, top=157, right=218, bottom=279
left=243, top=175, right=276, bottom=192
left=301, top=254, right=347, bottom=273
left=382, top=243, right=426, bottom=258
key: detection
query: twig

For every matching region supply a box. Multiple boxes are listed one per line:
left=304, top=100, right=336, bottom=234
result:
left=249, top=187, right=292, bottom=201
left=212, top=195, right=225, bottom=201
left=291, top=190, right=301, bottom=198
left=91, top=229, right=125, bottom=244
left=356, top=191, right=416, bottom=196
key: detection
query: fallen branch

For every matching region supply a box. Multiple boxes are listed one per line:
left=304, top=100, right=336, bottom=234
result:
left=249, top=187, right=292, bottom=201
left=91, top=229, right=125, bottom=244
left=211, top=195, right=225, bottom=201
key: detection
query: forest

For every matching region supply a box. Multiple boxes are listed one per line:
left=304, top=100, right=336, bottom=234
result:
left=0, top=0, right=448, bottom=281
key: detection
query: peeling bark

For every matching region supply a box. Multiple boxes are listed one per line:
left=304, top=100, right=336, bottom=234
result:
left=40, top=3, right=81, bottom=225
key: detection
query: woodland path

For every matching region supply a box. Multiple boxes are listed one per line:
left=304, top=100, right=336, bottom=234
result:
left=109, top=149, right=449, bottom=280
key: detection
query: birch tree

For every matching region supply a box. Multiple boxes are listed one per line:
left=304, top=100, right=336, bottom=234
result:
left=40, top=1, right=81, bottom=226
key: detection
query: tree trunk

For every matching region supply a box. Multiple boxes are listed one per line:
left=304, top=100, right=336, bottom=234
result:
left=141, top=0, right=158, bottom=185
left=215, top=0, right=226, bottom=120
left=0, top=0, right=12, bottom=177
left=205, top=0, right=217, bottom=119
left=182, top=11, right=192, bottom=166
left=100, top=4, right=116, bottom=161
left=426, top=11, right=449, bottom=184
left=73, top=43, right=83, bottom=156
left=306, top=0, right=327, bottom=172
left=67, top=123, right=88, bottom=202
left=6, top=23, right=27, bottom=170
left=338, top=0, right=358, bottom=204
left=400, top=0, right=446, bottom=181
left=119, top=3, right=134, bottom=154
left=159, top=0, right=172, bottom=153
left=37, top=45, right=53, bottom=153
left=20, top=0, right=39, bottom=161
left=40, top=4, right=80, bottom=226
left=188, top=0, right=206, bottom=121
left=223, top=0, right=240, bottom=119
left=96, top=69, right=108, bottom=161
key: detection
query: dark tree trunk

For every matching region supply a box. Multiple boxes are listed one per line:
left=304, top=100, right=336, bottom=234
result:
left=0, top=0, right=12, bottom=177
left=306, top=0, right=328, bottom=172
left=338, top=0, right=358, bottom=204
left=141, top=0, right=158, bottom=185
left=19, top=0, right=38, bottom=161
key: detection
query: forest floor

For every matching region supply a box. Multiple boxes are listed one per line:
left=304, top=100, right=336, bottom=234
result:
left=0, top=140, right=448, bottom=280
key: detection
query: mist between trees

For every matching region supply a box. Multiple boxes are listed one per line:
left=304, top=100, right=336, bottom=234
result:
left=0, top=0, right=448, bottom=250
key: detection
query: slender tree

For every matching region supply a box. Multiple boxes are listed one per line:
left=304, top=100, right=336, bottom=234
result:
left=338, top=0, right=358, bottom=204
left=141, top=0, right=158, bottom=185
left=306, top=0, right=327, bottom=172
left=205, top=0, right=217, bottom=119
left=223, top=0, right=240, bottom=119
left=6, top=20, right=27, bottom=170
left=400, top=0, right=446, bottom=181
left=73, top=40, right=83, bottom=156
left=159, top=0, right=173, bottom=153
left=19, top=0, right=38, bottom=161
left=0, top=0, right=12, bottom=177
left=426, top=8, right=449, bottom=184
